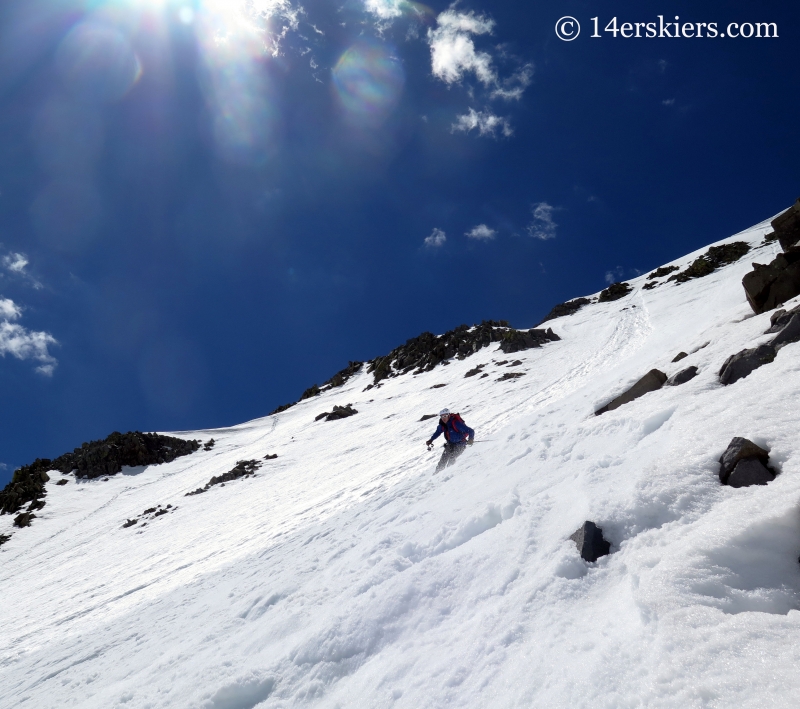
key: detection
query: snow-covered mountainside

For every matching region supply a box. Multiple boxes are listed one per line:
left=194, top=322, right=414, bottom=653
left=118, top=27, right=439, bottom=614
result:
left=3, top=214, right=800, bottom=708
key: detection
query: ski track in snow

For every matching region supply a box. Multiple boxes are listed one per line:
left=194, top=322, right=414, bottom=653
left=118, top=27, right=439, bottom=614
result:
left=2, top=222, right=800, bottom=708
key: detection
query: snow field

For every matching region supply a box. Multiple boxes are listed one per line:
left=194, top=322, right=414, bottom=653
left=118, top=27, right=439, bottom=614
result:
left=2, top=218, right=800, bottom=708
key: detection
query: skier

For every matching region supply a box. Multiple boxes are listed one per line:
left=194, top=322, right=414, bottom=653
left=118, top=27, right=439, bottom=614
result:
left=426, top=408, right=475, bottom=473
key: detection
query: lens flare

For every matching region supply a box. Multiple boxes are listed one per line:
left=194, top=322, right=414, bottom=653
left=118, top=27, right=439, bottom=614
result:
left=56, top=21, right=142, bottom=103
left=332, top=40, right=405, bottom=128
left=194, top=1, right=281, bottom=165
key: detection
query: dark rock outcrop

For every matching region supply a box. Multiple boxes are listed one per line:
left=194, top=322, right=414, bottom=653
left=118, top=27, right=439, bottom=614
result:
left=14, top=512, right=34, bottom=528
left=497, top=372, right=525, bottom=382
left=719, top=344, right=776, bottom=385
left=647, top=265, right=679, bottom=279
left=56, top=479, right=69, bottom=485
left=742, top=200, right=800, bottom=314
left=718, top=438, right=774, bottom=487
left=368, top=321, right=513, bottom=383
left=771, top=312, right=800, bottom=349
left=186, top=460, right=262, bottom=496
left=598, top=282, right=632, bottom=302
left=0, top=533, right=10, bottom=547
left=203, top=439, right=215, bottom=451
left=767, top=198, right=800, bottom=251
left=538, top=298, right=592, bottom=324
left=464, top=364, right=485, bottom=377
left=727, top=459, right=775, bottom=488
left=570, top=521, right=610, bottom=562
left=666, top=366, right=698, bottom=386
left=742, top=251, right=800, bottom=314
left=672, top=352, right=688, bottom=363
left=419, top=414, right=438, bottom=422
left=498, top=328, right=560, bottom=354
left=264, top=453, right=278, bottom=460
left=669, top=242, right=751, bottom=284
left=595, top=369, right=667, bottom=416
left=0, top=432, right=199, bottom=516
left=316, top=405, right=358, bottom=422
left=269, top=362, right=365, bottom=414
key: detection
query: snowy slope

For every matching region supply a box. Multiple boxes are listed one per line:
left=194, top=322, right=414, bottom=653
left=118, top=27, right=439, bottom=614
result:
left=3, top=215, right=800, bottom=709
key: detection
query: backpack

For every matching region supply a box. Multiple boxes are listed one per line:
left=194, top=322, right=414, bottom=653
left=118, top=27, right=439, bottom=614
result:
left=443, top=413, right=465, bottom=441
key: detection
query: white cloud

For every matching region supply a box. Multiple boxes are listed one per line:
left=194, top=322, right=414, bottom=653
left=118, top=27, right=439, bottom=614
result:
left=428, top=10, right=496, bottom=86
left=2, top=250, right=43, bottom=289
left=662, top=98, right=675, bottom=106
left=527, top=202, right=558, bottom=240
left=465, top=224, right=496, bottom=240
left=3, top=252, right=28, bottom=273
left=0, top=296, right=57, bottom=375
left=490, top=64, right=533, bottom=101
left=605, top=267, right=624, bottom=284
left=363, top=0, right=405, bottom=20
left=0, top=297, right=21, bottom=320
left=452, top=108, right=512, bottom=138
left=424, top=228, right=446, bottom=248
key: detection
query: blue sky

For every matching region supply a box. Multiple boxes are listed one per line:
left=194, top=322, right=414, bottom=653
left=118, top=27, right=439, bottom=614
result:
left=1, top=0, right=798, bottom=485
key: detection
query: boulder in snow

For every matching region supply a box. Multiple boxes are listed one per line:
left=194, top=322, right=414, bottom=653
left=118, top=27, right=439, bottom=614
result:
left=742, top=252, right=800, bottom=314
left=595, top=369, right=667, bottom=415
left=726, top=458, right=775, bottom=488
left=498, top=328, right=560, bottom=354
left=317, top=405, right=359, bottom=422
left=598, top=282, right=631, bottom=302
left=671, top=351, right=688, bottom=362
left=13, top=512, right=35, bottom=528
left=666, top=366, right=698, bottom=386
left=718, top=437, right=772, bottom=486
left=538, top=297, right=591, bottom=324
left=771, top=312, right=800, bottom=350
left=570, top=521, right=610, bottom=562
left=718, top=344, right=776, bottom=385
left=767, top=198, right=800, bottom=252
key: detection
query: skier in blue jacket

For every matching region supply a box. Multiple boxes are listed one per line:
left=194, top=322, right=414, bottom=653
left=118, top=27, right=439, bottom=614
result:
left=426, top=408, right=475, bottom=473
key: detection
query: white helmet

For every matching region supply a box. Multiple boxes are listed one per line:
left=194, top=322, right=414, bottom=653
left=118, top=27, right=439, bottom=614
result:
left=439, top=408, right=450, bottom=416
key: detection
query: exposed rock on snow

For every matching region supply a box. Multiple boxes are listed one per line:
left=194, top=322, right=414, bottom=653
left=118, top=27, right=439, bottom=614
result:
left=768, top=198, right=800, bottom=251
left=570, top=521, right=611, bottom=562
left=668, top=242, right=750, bottom=284
left=13, top=512, right=34, bottom=528
left=647, top=265, right=679, bottom=279
left=719, top=344, right=776, bottom=385
left=368, top=321, right=513, bottom=383
left=718, top=437, right=773, bottom=486
left=598, top=282, right=632, bottom=302
left=269, top=362, right=365, bottom=414
left=186, top=460, right=262, bottom=496
left=667, top=366, right=699, bottom=386
left=315, top=405, right=358, bottom=422
left=538, top=297, right=592, bottom=324
left=0, top=432, right=200, bottom=517
left=742, top=251, right=800, bottom=314
left=726, top=458, right=775, bottom=488
left=770, top=312, right=800, bottom=349
left=672, top=351, right=688, bottom=362
left=264, top=453, right=278, bottom=460
left=203, top=439, right=216, bottom=451
left=595, top=369, right=667, bottom=415
left=497, top=372, right=525, bottom=382
left=742, top=202, right=800, bottom=313
left=498, top=328, right=560, bottom=354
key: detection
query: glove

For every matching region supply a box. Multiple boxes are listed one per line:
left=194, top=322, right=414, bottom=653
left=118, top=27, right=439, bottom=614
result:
left=467, top=439, right=474, bottom=446
left=426, top=440, right=433, bottom=448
